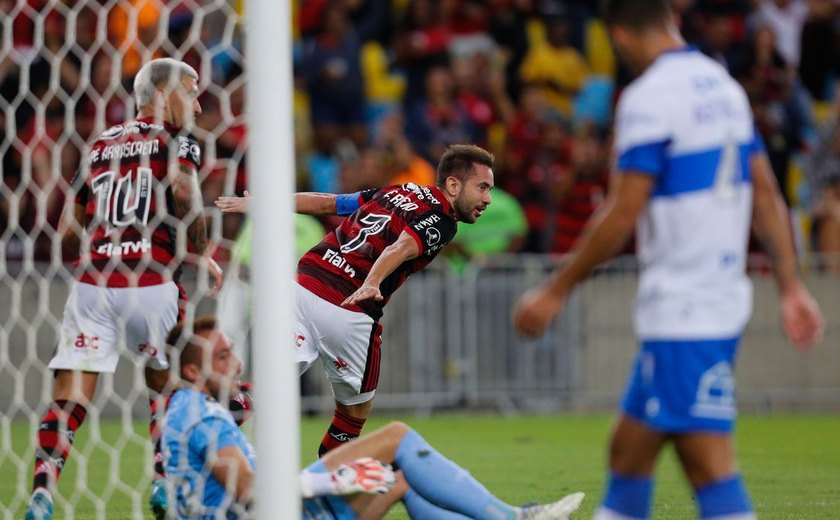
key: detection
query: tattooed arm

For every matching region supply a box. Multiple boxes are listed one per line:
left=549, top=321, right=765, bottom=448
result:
left=171, top=162, right=223, bottom=294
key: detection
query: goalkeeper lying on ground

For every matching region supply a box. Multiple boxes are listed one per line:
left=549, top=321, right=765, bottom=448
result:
left=160, top=315, right=584, bottom=519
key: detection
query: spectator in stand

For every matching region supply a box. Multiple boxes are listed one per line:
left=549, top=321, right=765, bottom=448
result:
left=548, top=125, right=610, bottom=254
left=755, top=0, right=809, bottom=69
left=519, top=114, right=574, bottom=252
left=519, top=15, right=588, bottom=120
left=108, top=0, right=163, bottom=81
left=804, top=88, right=840, bottom=271
left=488, top=0, right=532, bottom=102
left=13, top=101, right=71, bottom=258
left=299, top=0, right=392, bottom=45
left=451, top=51, right=515, bottom=149
left=76, top=52, right=128, bottom=142
left=798, top=0, right=840, bottom=102
left=375, top=110, right=437, bottom=187
left=393, top=0, right=452, bottom=108
left=502, top=84, right=555, bottom=191
left=697, top=11, right=747, bottom=75
left=404, top=65, right=477, bottom=165
left=299, top=1, right=370, bottom=156
left=738, top=23, right=810, bottom=204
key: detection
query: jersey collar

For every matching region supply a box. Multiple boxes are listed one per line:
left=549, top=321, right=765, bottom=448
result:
left=429, top=185, right=456, bottom=218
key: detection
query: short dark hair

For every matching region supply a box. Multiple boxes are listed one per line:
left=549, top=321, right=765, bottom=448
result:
left=601, top=0, right=672, bottom=30
left=435, top=144, right=494, bottom=187
left=167, top=316, right=219, bottom=376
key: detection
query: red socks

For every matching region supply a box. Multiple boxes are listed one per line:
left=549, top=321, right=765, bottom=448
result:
left=318, top=408, right=365, bottom=457
left=32, top=400, right=87, bottom=492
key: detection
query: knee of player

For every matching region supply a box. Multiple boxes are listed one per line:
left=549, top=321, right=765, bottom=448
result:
left=383, top=421, right=411, bottom=441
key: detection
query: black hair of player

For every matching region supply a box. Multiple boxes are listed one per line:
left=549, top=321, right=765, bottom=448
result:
left=601, top=0, right=672, bottom=30
left=436, top=144, right=494, bottom=187
left=167, top=316, right=219, bottom=378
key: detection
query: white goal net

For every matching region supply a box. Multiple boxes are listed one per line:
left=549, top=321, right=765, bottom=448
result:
left=0, top=1, right=252, bottom=518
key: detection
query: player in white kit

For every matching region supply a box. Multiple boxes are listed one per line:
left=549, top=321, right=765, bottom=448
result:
left=513, top=1, right=825, bottom=518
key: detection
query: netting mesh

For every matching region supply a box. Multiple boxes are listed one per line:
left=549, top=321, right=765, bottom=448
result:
left=1, top=1, right=244, bottom=517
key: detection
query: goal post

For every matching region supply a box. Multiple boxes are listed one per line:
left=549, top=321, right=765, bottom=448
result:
left=0, top=0, right=299, bottom=517
left=245, top=0, right=300, bottom=518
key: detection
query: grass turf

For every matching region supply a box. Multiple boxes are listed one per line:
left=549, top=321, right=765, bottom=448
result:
left=1, top=414, right=837, bottom=519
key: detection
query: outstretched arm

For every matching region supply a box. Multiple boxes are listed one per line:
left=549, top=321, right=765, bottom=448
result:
left=215, top=191, right=358, bottom=216
left=750, top=153, right=824, bottom=350
left=513, top=173, right=653, bottom=338
left=342, top=231, right=420, bottom=307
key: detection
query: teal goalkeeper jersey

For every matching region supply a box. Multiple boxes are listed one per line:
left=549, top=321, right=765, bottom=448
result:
left=162, top=388, right=256, bottom=519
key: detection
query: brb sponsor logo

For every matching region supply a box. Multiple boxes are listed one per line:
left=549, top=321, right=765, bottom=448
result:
left=74, top=333, right=99, bottom=350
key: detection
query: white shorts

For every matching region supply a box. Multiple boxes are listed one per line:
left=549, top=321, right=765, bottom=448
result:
left=295, top=283, right=382, bottom=406
left=49, top=281, right=183, bottom=373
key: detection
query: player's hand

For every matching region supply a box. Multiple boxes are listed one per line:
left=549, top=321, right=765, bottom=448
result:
left=780, top=283, right=824, bottom=352
left=331, top=457, right=396, bottom=496
left=341, top=285, right=383, bottom=307
left=204, top=255, right=224, bottom=297
left=215, top=190, right=250, bottom=214
left=512, top=287, right=566, bottom=338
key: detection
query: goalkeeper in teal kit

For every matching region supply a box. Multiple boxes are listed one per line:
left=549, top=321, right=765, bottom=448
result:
left=161, top=316, right=584, bottom=519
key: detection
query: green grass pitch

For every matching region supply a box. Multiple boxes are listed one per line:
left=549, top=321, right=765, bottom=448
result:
left=2, top=414, right=838, bottom=518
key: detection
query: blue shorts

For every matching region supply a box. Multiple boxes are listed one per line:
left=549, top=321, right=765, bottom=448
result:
left=621, top=337, right=741, bottom=433
left=302, top=460, right=357, bottom=520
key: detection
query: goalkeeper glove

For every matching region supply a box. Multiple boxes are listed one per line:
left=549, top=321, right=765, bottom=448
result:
left=331, top=457, right=396, bottom=496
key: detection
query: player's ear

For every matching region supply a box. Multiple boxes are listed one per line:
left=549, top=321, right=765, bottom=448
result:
left=182, top=363, right=201, bottom=384
left=444, top=176, right=461, bottom=197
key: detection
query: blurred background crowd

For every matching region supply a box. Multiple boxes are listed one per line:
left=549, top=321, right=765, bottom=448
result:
left=2, top=0, right=839, bottom=270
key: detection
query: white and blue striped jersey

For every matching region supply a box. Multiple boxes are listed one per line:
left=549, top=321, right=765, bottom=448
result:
left=614, top=47, right=764, bottom=340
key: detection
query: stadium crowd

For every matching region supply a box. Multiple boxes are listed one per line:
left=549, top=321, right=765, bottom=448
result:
left=2, top=0, right=840, bottom=265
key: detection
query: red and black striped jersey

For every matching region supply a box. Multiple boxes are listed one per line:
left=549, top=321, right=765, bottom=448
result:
left=71, top=117, right=202, bottom=287
left=298, top=183, right=457, bottom=320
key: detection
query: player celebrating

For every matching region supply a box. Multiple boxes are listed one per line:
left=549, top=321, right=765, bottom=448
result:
left=512, top=1, right=825, bottom=519
left=216, top=144, right=494, bottom=456
left=162, top=315, right=584, bottom=519
left=25, top=58, right=223, bottom=520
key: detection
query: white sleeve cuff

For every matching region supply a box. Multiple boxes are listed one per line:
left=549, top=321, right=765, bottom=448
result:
left=299, top=470, right=336, bottom=499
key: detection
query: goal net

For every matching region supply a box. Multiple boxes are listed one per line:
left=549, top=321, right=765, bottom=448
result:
left=0, top=0, right=266, bottom=517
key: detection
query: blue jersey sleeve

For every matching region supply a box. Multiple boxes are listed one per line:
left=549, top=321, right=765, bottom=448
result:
left=190, top=415, right=242, bottom=460
left=750, top=126, right=767, bottom=155
left=617, top=139, right=671, bottom=178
